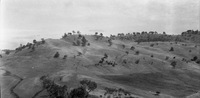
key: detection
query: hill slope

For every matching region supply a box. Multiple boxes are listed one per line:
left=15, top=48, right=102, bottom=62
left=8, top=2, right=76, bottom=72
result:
left=1, top=34, right=200, bottom=98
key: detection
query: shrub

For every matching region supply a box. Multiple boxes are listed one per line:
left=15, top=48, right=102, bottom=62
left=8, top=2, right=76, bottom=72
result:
left=33, top=39, right=37, bottom=44
left=135, top=59, right=140, bottom=64
left=125, top=51, right=129, bottom=55
left=5, top=50, right=10, bottom=55
left=151, top=55, right=153, bottom=57
left=41, top=38, right=45, bottom=44
left=63, top=55, right=67, bottom=59
left=171, top=61, right=176, bottom=68
left=69, top=86, right=88, bottom=98
left=108, top=39, right=112, bottom=46
left=150, top=44, right=154, bottom=47
left=169, top=47, right=174, bottom=51
left=191, top=56, right=198, bottom=61
left=82, top=36, right=87, bottom=46
left=80, top=79, right=97, bottom=92
left=122, top=44, right=125, bottom=49
left=104, top=53, right=108, bottom=59
left=165, top=56, right=169, bottom=60
left=130, top=46, right=135, bottom=50
left=196, top=59, right=200, bottom=64
left=54, top=52, right=60, bottom=58
left=135, top=51, right=139, bottom=55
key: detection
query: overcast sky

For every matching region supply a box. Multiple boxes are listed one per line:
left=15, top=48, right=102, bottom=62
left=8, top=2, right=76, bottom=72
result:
left=0, top=0, right=199, bottom=49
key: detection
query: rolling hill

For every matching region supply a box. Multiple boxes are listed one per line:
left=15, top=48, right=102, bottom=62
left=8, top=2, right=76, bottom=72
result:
left=1, top=33, right=200, bottom=98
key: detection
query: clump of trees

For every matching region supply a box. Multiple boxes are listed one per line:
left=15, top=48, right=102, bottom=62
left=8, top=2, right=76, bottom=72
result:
left=15, top=38, right=46, bottom=53
left=80, top=79, right=97, bottom=93
left=103, top=87, right=132, bottom=98
left=36, top=76, right=98, bottom=98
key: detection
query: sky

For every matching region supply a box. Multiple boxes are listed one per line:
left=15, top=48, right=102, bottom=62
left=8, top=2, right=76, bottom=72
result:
left=0, top=0, right=199, bottom=49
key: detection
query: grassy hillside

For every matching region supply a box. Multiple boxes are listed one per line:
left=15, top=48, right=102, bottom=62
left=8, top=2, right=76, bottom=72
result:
left=1, top=32, right=200, bottom=98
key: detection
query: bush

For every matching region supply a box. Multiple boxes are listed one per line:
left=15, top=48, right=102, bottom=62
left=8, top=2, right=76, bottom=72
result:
left=165, top=56, right=169, bottom=60
left=63, top=55, right=67, bottom=59
left=196, top=59, right=200, bottom=64
left=80, top=79, right=97, bottom=92
left=135, top=51, right=139, bottom=55
left=69, top=86, right=88, bottom=98
left=150, top=44, right=154, bottom=47
left=169, top=47, right=174, bottom=51
left=130, top=46, right=135, bottom=50
left=135, top=59, right=140, bottom=64
left=191, top=56, right=198, bottom=61
left=5, top=50, right=10, bottom=55
left=151, top=55, right=153, bottom=57
left=125, top=51, right=129, bottom=55
left=54, top=52, right=60, bottom=58
left=171, top=61, right=176, bottom=68
left=122, top=44, right=125, bottom=49
left=108, top=39, right=112, bottom=46
left=82, top=36, right=87, bottom=46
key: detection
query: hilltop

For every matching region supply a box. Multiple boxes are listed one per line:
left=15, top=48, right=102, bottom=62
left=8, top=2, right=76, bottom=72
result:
left=1, top=31, right=200, bottom=98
